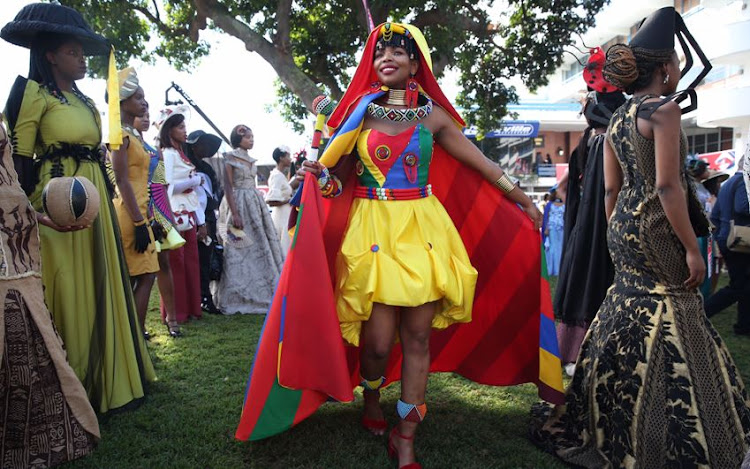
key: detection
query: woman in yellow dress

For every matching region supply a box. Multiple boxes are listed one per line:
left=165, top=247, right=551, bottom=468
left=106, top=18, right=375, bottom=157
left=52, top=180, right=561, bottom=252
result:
left=2, top=3, right=155, bottom=413
left=298, top=23, right=542, bottom=468
left=111, top=67, right=159, bottom=339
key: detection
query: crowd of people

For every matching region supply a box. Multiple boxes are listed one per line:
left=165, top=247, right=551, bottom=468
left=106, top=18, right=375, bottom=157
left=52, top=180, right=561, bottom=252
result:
left=0, top=3, right=749, bottom=469
left=0, top=3, right=293, bottom=467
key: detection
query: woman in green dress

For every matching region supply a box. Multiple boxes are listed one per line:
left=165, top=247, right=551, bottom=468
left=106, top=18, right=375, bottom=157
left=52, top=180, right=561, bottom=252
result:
left=2, top=3, right=155, bottom=414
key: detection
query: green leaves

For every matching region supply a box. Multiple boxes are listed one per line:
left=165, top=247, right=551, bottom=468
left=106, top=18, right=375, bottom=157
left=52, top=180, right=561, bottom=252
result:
left=55, top=0, right=608, bottom=133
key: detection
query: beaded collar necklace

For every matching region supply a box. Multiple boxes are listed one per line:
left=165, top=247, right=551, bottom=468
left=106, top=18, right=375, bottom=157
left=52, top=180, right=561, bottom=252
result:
left=367, top=97, right=433, bottom=122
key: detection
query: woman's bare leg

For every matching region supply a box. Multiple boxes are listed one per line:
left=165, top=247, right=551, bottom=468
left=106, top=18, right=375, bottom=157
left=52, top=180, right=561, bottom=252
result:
left=393, top=301, right=436, bottom=466
left=132, top=273, right=156, bottom=333
left=359, top=303, right=398, bottom=435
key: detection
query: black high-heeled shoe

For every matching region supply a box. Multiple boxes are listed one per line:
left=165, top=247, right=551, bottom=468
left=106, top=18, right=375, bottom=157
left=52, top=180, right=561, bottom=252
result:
left=201, top=296, right=221, bottom=315
left=166, top=321, right=182, bottom=338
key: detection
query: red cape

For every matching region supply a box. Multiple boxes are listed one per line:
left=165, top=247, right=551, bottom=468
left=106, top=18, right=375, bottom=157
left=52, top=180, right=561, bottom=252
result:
left=283, top=144, right=555, bottom=392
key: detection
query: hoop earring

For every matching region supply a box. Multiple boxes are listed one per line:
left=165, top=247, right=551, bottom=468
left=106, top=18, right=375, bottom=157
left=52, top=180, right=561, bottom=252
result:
left=663, top=74, right=670, bottom=85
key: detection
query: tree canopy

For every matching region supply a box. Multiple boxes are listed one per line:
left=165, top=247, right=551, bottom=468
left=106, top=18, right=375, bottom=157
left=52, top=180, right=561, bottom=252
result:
left=58, top=0, right=608, bottom=132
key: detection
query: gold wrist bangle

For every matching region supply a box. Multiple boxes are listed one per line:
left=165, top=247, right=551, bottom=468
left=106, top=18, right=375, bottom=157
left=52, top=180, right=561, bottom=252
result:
left=494, top=174, right=515, bottom=194
left=133, top=218, right=147, bottom=227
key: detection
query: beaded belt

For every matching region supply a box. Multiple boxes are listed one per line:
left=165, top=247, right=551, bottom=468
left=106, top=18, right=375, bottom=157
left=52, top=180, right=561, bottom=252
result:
left=353, top=184, right=432, bottom=201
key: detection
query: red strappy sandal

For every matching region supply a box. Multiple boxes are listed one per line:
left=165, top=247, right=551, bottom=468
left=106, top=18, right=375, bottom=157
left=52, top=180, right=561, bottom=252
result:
left=361, top=414, right=387, bottom=433
left=360, top=376, right=387, bottom=434
left=388, top=426, right=422, bottom=469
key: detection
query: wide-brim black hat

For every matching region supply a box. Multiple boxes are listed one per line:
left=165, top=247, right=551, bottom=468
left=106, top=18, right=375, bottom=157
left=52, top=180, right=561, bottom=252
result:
left=187, top=130, right=222, bottom=156
left=1, top=3, right=109, bottom=55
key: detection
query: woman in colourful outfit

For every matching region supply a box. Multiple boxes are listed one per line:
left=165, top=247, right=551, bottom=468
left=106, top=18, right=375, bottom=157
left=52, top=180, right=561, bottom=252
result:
left=158, top=108, right=202, bottom=323
left=112, top=67, right=159, bottom=339
left=531, top=7, right=750, bottom=467
left=2, top=2, right=155, bottom=414
left=216, top=125, right=283, bottom=315
left=134, top=106, right=183, bottom=337
left=298, top=23, right=542, bottom=468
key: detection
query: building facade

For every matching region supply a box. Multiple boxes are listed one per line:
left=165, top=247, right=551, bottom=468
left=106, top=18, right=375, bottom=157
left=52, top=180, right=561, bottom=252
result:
left=538, top=0, right=750, bottom=172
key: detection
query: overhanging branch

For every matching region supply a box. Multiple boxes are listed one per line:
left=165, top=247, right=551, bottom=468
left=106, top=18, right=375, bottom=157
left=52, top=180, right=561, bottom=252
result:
left=132, top=5, right=189, bottom=37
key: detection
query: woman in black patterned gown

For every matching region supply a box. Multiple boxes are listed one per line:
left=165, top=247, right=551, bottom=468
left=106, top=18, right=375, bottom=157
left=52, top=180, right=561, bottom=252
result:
left=531, top=7, right=750, bottom=468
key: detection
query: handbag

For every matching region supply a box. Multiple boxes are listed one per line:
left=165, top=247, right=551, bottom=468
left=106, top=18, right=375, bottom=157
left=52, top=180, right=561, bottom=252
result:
left=174, top=210, right=195, bottom=232
left=727, top=221, right=750, bottom=253
left=209, top=243, right=224, bottom=281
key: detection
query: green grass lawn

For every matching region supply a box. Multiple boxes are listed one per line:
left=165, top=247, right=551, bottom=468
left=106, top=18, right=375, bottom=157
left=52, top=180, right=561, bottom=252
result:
left=62, top=277, right=750, bottom=469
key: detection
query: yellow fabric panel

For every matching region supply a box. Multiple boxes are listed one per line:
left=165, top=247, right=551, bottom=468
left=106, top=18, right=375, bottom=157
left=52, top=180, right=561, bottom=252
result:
left=539, top=349, right=565, bottom=392
left=383, top=23, right=433, bottom=71
left=355, top=129, right=387, bottom=187
left=108, top=48, right=122, bottom=149
left=335, top=196, right=478, bottom=346
left=319, top=118, right=363, bottom=168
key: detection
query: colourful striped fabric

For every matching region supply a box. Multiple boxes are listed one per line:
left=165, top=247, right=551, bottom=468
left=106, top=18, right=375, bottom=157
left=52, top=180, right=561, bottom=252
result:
left=235, top=183, right=353, bottom=441
left=538, top=245, right=565, bottom=401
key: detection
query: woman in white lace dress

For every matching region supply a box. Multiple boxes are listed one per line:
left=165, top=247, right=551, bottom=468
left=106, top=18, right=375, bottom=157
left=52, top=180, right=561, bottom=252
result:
left=215, top=125, right=283, bottom=314
left=265, top=147, right=298, bottom=257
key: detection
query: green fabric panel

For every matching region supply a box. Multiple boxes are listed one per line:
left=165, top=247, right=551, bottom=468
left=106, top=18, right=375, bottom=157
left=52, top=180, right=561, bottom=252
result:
left=250, top=379, right=303, bottom=441
left=355, top=155, right=381, bottom=188
left=291, top=203, right=303, bottom=250
left=418, top=125, right=433, bottom=186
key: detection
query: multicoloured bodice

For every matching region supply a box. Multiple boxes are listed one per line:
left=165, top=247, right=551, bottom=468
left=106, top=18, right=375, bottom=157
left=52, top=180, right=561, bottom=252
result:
left=354, top=124, right=432, bottom=190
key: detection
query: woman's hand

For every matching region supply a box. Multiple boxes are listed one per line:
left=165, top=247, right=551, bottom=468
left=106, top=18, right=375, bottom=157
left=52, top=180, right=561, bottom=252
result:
left=231, top=214, right=244, bottom=230
left=684, top=248, right=706, bottom=290
left=295, top=160, right=323, bottom=181
left=37, top=213, right=89, bottom=232
left=522, top=202, right=543, bottom=231
left=197, top=224, right=208, bottom=242
left=134, top=222, right=152, bottom=253
left=150, top=219, right=165, bottom=242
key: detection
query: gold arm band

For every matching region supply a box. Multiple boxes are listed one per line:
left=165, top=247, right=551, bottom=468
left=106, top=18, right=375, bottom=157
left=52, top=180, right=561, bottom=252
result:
left=494, top=174, right=515, bottom=194
left=133, top=218, right=147, bottom=227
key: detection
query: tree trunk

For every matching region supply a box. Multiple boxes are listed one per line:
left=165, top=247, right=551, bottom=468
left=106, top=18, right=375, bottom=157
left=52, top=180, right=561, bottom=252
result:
left=193, top=0, right=321, bottom=111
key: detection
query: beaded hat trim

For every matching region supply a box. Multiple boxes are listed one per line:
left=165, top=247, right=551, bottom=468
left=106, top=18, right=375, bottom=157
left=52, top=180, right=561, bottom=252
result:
left=366, top=98, right=433, bottom=122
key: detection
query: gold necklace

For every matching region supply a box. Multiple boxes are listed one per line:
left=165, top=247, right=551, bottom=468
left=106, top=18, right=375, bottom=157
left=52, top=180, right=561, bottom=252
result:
left=385, top=89, right=407, bottom=106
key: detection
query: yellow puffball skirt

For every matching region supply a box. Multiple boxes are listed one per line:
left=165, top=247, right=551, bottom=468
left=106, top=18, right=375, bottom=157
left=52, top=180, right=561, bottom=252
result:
left=335, top=195, right=478, bottom=345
